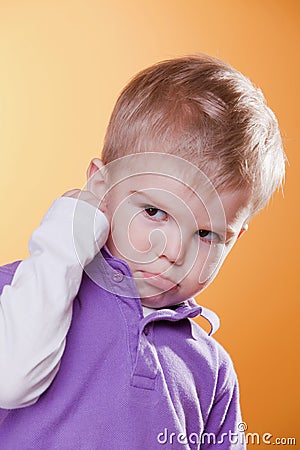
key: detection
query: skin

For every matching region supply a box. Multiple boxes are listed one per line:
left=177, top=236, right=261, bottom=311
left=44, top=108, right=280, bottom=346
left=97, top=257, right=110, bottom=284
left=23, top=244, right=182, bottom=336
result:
left=63, top=154, right=250, bottom=309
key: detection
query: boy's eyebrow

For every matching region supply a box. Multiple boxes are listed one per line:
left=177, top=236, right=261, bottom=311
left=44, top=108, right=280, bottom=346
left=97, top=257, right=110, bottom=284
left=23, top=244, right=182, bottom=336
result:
left=128, top=189, right=160, bottom=202
left=129, top=189, right=237, bottom=240
left=129, top=189, right=171, bottom=206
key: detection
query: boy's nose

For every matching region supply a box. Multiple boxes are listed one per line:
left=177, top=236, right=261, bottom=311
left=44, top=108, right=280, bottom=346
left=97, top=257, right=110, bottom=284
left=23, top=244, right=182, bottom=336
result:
left=151, top=227, right=185, bottom=265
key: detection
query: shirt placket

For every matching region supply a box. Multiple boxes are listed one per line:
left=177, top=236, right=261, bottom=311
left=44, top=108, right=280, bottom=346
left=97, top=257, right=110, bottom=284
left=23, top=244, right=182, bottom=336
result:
left=130, top=322, right=158, bottom=390
left=99, top=256, right=160, bottom=390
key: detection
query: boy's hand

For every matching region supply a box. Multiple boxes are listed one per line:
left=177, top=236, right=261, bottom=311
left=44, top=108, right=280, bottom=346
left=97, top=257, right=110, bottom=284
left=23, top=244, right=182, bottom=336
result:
left=62, top=189, right=109, bottom=222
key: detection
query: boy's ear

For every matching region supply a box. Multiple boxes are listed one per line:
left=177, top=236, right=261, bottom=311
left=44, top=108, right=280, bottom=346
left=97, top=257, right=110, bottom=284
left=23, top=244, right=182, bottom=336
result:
left=86, top=158, right=106, bottom=197
left=237, top=223, right=248, bottom=239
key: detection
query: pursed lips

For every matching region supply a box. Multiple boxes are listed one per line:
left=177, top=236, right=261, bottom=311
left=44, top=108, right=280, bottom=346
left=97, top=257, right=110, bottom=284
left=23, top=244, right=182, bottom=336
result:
left=139, top=271, right=178, bottom=291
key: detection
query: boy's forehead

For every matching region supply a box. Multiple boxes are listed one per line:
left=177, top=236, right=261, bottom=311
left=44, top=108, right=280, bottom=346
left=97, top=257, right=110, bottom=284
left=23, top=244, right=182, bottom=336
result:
left=106, top=152, right=215, bottom=198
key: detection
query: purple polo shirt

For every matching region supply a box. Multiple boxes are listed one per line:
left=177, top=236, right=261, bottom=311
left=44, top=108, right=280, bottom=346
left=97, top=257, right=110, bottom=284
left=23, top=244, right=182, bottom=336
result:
left=0, top=248, right=245, bottom=449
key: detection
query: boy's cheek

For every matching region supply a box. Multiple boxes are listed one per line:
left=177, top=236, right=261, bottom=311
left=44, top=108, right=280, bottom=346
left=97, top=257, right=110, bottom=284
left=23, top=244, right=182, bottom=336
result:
left=129, top=225, right=169, bottom=259
left=129, top=233, right=151, bottom=254
left=109, top=216, right=152, bottom=264
left=196, top=244, right=227, bottom=285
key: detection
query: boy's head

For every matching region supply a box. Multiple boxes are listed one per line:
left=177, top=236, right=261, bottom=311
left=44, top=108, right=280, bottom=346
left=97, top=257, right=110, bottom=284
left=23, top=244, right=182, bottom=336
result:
left=86, top=54, right=286, bottom=308
left=101, top=54, right=286, bottom=218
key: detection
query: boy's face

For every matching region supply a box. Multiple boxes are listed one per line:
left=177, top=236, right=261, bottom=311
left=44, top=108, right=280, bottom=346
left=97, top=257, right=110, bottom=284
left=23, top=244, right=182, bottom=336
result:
left=98, top=154, right=250, bottom=308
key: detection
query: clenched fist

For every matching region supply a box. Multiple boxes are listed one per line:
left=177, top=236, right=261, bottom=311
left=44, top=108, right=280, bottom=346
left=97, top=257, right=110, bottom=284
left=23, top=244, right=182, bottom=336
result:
left=62, top=189, right=109, bottom=221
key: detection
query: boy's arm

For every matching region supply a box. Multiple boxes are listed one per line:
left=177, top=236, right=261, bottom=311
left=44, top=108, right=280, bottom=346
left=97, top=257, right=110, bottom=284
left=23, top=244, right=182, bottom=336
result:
left=202, top=354, right=246, bottom=450
left=0, top=195, right=109, bottom=409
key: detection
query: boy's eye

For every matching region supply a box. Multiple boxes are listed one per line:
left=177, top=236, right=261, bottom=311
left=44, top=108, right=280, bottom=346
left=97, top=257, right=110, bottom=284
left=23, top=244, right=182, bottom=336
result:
left=144, top=207, right=168, bottom=221
left=198, top=229, right=220, bottom=243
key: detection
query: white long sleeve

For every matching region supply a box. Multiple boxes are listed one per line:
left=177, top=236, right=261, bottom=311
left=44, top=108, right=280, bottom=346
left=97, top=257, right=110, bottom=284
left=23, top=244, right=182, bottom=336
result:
left=0, top=196, right=109, bottom=409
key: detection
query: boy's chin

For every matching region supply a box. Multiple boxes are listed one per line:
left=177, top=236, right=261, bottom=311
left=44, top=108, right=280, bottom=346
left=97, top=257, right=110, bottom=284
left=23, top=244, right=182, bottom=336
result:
left=139, top=291, right=182, bottom=309
left=141, top=298, right=173, bottom=309
left=134, top=277, right=185, bottom=309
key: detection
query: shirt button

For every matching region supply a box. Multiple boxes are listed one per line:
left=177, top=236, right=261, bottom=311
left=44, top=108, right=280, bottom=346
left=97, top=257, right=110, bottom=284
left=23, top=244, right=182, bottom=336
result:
left=112, top=270, right=124, bottom=283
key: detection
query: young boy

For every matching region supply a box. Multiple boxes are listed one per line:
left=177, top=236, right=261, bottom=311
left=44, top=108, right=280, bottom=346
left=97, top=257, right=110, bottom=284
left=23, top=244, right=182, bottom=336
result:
left=0, top=55, right=285, bottom=449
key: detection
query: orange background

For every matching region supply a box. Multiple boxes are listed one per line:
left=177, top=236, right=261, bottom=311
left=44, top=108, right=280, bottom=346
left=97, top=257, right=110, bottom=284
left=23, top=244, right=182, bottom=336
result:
left=0, top=0, right=299, bottom=446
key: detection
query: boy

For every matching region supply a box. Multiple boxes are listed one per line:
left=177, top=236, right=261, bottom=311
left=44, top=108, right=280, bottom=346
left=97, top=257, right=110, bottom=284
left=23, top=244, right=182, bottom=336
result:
left=0, top=55, right=285, bottom=449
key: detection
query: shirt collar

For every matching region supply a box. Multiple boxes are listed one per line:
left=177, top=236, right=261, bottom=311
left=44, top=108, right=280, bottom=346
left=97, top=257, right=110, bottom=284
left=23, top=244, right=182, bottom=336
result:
left=85, top=247, right=220, bottom=335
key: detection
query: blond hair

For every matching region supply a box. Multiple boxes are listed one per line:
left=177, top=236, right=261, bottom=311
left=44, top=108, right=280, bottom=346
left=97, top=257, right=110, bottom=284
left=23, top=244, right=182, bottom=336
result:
left=102, top=54, right=286, bottom=216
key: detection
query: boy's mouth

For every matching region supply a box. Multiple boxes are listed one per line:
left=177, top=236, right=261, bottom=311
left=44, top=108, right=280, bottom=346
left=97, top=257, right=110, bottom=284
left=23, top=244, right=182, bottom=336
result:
left=138, top=271, right=178, bottom=291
